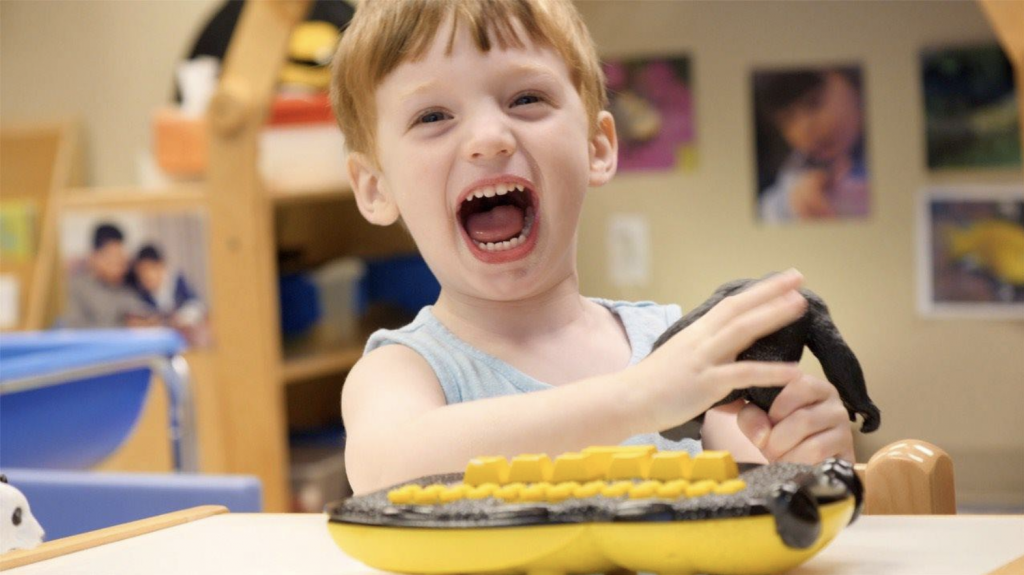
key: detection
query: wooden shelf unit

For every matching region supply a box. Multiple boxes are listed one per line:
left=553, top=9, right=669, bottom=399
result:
left=204, top=0, right=420, bottom=511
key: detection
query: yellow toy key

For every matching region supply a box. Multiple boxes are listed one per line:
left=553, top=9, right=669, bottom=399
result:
left=690, top=450, right=739, bottom=481
left=508, top=454, right=553, bottom=483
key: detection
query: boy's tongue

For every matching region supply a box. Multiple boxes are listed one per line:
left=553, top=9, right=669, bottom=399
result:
left=465, top=204, right=524, bottom=244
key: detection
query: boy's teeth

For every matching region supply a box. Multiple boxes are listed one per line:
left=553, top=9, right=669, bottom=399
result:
left=463, top=182, right=528, bottom=203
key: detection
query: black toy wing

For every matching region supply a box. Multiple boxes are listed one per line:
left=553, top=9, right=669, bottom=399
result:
left=804, top=294, right=881, bottom=433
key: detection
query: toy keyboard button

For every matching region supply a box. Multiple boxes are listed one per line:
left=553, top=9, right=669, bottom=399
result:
left=574, top=481, right=604, bottom=499
left=628, top=480, right=660, bottom=499
left=440, top=485, right=470, bottom=503
left=650, top=452, right=692, bottom=481
left=656, top=479, right=689, bottom=499
left=601, top=481, right=633, bottom=498
left=467, top=483, right=500, bottom=499
left=519, top=483, right=548, bottom=502
left=464, top=456, right=510, bottom=486
left=546, top=482, right=578, bottom=503
left=582, top=445, right=656, bottom=477
left=386, top=484, right=419, bottom=504
left=495, top=483, right=525, bottom=502
left=606, top=452, right=652, bottom=480
left=552, top=452, right=600, bottom=483
left=691, top=451, right=739, bottom=481
left=508, top=454, right=554, bottom=483
left=686, top=479, right=717, bottom=498
left=714, top=479, right=747, bottom=495
left=413, top=484, right=446, bottom=504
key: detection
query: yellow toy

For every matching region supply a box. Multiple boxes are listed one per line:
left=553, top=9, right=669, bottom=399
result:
left=280, top=21, right=341, bottom=92
left=326, top=446, right=862, bottom=575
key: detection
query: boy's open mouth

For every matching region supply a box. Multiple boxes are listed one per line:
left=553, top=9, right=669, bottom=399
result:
left=458, top=182, right=537, bottom=254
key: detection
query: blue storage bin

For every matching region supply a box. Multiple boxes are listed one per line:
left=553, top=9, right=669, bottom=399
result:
left=279, top=272, right=322, bottom=336
left=358, top=254, right=441, bottom=315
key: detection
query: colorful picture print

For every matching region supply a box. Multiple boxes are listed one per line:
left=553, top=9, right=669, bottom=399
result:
left=602, top=56, right=696, bottom=172
left=921, top=44, right=1021, bottom=171
left=58, top=211, right=212, bottom=346
left=752, top=65, right=870, bottom=224
left=919, top=187, right=1024, bottom=318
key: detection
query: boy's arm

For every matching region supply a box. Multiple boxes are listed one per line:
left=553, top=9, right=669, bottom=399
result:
left=342, top=343, right=649, bottom=494
left=344, top=270, right=810, bottom=494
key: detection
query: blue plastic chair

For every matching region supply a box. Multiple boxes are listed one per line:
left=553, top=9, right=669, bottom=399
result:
left=1, top=468, right=262, bottom=540
left=0, top=328, right=197, bottom=471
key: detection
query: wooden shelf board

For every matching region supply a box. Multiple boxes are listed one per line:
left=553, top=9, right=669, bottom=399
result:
left=62, top=186, right=207, bottom=211
left=270, top=184, right=353, bottom=206
left=281, top=343, right=362, bottom=384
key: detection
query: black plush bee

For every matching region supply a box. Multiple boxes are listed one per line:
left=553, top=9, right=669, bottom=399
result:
left=653, top=275, right=881, bottom=439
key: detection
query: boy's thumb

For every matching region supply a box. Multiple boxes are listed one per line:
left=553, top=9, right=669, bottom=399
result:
left=737, top=403, right=772, bottom=450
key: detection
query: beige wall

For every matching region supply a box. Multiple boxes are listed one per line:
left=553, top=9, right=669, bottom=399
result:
left=2, top=0, right=1021, bottom=506
left=1, top=0, right=221, bottom=185
left=576, top=1, right=1024, bottom=506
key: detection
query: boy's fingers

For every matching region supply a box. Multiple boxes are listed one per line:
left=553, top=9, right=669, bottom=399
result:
left=776, top=426, right=851, bottom=464
left=762, top=400, right=843, bottom=460
left=703, top=361, right=800, bottom=391
left=698, top=270, right=804, bottom=333
left=702, top=290, right=807, bottom=364
left=767, top=375, right=836, bottom=424
left=737, top=402, right=772, bottom=450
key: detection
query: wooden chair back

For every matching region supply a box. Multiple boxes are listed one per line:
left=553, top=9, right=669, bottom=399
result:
left=855, top=439, right=956, bottom=515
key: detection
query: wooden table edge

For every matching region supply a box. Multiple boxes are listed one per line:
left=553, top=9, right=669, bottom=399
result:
left=988, top=553, right=1024, bottom=575
left=0, top=505, right=228, bottom=571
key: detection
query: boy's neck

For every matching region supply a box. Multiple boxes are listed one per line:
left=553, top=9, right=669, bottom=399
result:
left=431, top=273, right=591, bottom=342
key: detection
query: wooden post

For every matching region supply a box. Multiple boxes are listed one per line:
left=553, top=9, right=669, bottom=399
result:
left=206, top=0, right=312, bottom=511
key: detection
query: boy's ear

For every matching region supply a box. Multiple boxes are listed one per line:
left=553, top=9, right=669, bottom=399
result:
left=347, top=152, right=400, bottom=226
left=588, top=111, right=618, bottom=187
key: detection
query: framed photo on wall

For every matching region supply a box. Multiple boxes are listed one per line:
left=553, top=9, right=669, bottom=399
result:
left=752, top=65, right=871, bottom=225
left=58, top=207, right=213, bottom=347
left=921, top=44, right=1021, bottom=172
left=917, top=185, right=1024, bottom=319
left=602, top=55, right=696, bottom=173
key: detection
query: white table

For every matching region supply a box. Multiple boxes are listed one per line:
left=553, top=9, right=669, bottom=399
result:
left=4, top=512, right=1023, bottom=575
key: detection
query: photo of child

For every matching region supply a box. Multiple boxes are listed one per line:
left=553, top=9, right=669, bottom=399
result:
left=921, top=44, right=1021, bottom=171
left=753, top=66, right=870, bottom=224
left=59, top=211, right=212, bottom=346
left=602, top=56, right=696, bottom=172
left=918, top=187, right=1024, bottom=318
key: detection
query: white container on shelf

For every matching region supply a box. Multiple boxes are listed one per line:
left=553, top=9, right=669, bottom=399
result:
left=259, top=124, right=348, bottom=194
left=312, top=257, right=366, bottom=344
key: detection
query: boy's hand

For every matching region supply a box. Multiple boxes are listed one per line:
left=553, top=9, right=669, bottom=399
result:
left=736, top=374, right=856, bottom=463
left=633, top=270, right=808, bottom=434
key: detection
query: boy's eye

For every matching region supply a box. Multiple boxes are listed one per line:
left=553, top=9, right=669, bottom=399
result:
left=512, top=93, right=543, bottom=107
left=417, top=110, right=451, bottom=125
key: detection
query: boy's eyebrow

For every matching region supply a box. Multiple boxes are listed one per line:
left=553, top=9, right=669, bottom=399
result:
left=399, top=62, right=563, bottom=101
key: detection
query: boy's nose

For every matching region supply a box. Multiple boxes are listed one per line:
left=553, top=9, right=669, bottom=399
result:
left=463, top=115, right=517, bottom=162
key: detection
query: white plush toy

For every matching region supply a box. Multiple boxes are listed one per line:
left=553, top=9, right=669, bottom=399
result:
left=0, top=475, right=45, bottom=554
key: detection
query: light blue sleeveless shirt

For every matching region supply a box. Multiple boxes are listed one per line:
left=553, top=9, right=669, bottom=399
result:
left=364, top=298, right=702, bottom=455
